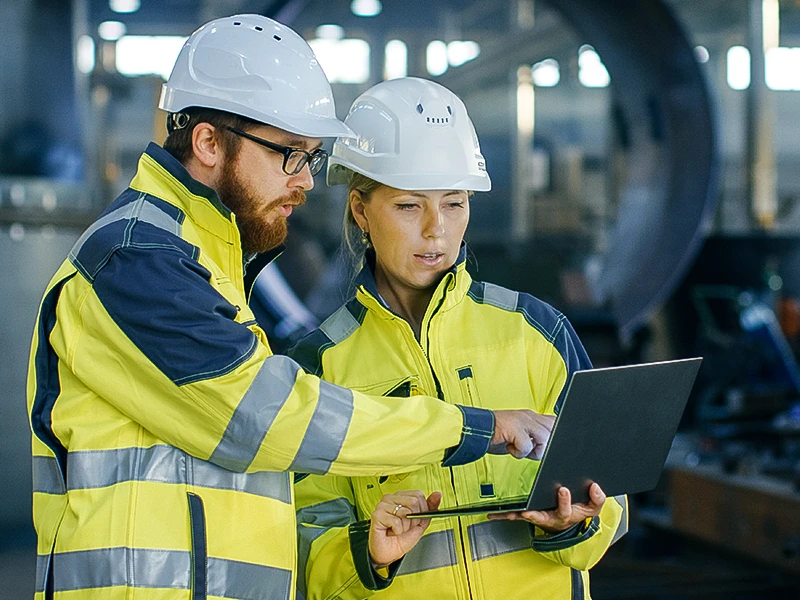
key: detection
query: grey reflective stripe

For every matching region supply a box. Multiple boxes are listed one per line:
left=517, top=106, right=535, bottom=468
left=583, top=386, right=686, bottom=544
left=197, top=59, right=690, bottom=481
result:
left=467, top=520, right=531, bottom=561
left=38, top=548, right=292, bottom=599
left=482, top=283, right=519, bottom=312
left=138, top=200, right=181, bottom=236
left=397, top=529, right=458, bottom=576
left=297, top=497, right=356, bottom=528
left=210, top=355, right=301, bottom=472
left=32, top=455, right=65, bottom=494
left=43, top=548, right=189, bottom=592
left=208, top=557, right=292, bottom=600
left=319, top=305, right=361, bottom=344
left=68, top=199, right=140, bottom=263
left=611, top=495, right=628, bottom=545
left=67, top=445, right=291, bottom=503
left=289, top=380, right=353, bottom=474
left=35, top=554, right=50, bottom=594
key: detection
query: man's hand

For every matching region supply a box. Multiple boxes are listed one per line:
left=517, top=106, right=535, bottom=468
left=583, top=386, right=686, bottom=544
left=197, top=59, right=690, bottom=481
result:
left=368, top=491, right=442, bottom=569
left=487, top=482, right=606, bottom=533
left=489, top=410, right=555, bottom=459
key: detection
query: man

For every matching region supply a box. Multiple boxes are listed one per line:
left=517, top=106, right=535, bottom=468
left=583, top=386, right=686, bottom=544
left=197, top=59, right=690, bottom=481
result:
left=27, top=15, right=553, bottom=600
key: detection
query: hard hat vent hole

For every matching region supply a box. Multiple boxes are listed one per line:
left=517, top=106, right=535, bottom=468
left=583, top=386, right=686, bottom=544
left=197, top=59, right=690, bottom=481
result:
left=447, top=105, right=453, bottom=115
left=233, top=22, right=241, bottom=26
left=274, top=35, right=282, bottom=41
left=255, top=26, right=263, bottom=31
left=416, top=103, right=424, bottom=114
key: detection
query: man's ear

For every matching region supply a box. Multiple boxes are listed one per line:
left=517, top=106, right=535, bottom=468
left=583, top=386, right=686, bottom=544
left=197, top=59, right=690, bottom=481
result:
left=191, top=122, right=220, bottom=168
left=350, top=190, right=369, bottom=232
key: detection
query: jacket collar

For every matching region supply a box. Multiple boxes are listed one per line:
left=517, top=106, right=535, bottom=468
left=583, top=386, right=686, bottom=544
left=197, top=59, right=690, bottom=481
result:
left=130, top=143, right=239, bottom=245
left=355, top=242, right=471, bottom=318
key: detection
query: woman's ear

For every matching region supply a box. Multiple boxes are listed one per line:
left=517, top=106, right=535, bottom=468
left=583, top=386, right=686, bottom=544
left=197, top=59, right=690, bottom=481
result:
left=350, top=190, right=369, bottom=232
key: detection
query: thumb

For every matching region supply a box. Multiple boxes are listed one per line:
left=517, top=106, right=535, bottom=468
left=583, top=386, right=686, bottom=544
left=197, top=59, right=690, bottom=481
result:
left=427, top=491, right=443, bottom=511
left=508, top=435, right=533, bottom=459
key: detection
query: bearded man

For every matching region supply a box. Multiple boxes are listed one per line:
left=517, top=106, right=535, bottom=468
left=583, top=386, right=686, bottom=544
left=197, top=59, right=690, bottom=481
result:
left=26, top=14, right=554, bottom=600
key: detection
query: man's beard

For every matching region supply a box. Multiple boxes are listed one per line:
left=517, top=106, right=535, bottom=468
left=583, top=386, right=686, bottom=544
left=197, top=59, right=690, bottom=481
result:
left=217, top=159, right=306, bottom=255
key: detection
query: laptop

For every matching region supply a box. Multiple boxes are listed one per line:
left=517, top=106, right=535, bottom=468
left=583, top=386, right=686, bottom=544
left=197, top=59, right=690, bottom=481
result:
left=409, top=357, right=702, bottom=518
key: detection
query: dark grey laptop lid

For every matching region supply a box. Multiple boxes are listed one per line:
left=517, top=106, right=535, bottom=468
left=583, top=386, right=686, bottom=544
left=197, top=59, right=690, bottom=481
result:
left=527, top=357, right=703, bottom=511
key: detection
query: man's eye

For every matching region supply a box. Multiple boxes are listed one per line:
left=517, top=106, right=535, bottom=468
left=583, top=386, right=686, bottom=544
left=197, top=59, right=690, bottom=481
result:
left=396, top=204, right=417, bottom=210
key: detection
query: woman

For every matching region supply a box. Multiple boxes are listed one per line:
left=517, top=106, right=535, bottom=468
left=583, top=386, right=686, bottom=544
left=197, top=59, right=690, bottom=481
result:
left=290, top=77, right=627, bottom=600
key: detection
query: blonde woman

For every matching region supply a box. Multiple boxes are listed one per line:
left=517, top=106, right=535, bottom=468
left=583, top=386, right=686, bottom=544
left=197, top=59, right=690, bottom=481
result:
left=290, top=78, right=627, bottom=600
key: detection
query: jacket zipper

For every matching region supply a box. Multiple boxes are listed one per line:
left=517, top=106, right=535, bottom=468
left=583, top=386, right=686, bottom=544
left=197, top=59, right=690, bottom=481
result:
left=423, top=290, right=476, bottom=600
left=363, top=277, right=476, bottom=597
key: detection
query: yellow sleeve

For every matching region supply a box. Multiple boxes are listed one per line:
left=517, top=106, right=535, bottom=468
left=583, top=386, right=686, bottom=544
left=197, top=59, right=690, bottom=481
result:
left=296, top=474, right=398, bottom=600
left=531, top=495, right=628, bottom=570
left=51, top=249, right=491, bottom=476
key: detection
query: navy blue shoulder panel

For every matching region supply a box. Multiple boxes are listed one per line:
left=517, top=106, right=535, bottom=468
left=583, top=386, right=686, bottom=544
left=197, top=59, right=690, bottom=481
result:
left=468, top=281, right=592, bottom=413
left=91, top=244, right=258, bottom=386
left=74, top=193, right=255, bottom=386
left=69, top=192, right=197, bottom=283
left=287, top=297, right=367, bottom=377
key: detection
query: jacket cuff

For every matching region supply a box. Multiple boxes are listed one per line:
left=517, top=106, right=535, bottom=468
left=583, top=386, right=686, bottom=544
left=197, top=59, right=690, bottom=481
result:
left=348, top=520, right=403, bottom=591
left=442, top=406, right=494, bottom=467
left=530, top=516, right=600, bottom=553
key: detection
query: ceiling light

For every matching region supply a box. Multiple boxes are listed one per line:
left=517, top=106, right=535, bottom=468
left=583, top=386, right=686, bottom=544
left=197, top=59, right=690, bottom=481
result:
left=426, top=41, right=448, bottom=76
left=98, top=21, right=127, bottom=41
left=351, top=0, right=382, bottom=17
left=315, top=24, right=344, bottom=41
left=110, top=0, right=140, bottom=13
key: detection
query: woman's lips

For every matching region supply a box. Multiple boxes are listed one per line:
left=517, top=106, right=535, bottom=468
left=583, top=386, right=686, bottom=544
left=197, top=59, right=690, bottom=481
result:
left=413, top=252, right=445, bottom=267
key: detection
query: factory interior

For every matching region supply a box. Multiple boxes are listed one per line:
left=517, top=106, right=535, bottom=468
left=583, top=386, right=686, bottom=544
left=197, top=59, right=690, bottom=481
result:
left=2, top=0, right=800, bottom=598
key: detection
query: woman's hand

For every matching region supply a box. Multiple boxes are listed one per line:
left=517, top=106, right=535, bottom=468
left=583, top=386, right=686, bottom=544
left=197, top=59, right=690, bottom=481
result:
left=487, top=483, right=606, bottom=534
left=368, top=490, right=442, bottom=568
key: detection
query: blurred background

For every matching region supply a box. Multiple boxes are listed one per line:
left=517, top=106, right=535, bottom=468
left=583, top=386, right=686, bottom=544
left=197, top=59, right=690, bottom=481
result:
left=3, top=0, right=800, bottom=597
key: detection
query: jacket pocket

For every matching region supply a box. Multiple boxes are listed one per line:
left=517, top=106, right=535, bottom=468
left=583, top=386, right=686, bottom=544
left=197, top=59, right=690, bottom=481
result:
left=187, top=492, right=207, bottom=600
left=455, top=365, right=495, bottom=498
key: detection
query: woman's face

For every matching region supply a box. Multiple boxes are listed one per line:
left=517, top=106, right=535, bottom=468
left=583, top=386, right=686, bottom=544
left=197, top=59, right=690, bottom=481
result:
left=351, top=185, right=470, bottom=293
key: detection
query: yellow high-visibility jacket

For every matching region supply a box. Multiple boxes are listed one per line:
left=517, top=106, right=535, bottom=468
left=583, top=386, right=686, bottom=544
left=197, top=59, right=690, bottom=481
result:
left=290, top=247, right=628, bottom=600
left=26, top=144, right=495, bottom=600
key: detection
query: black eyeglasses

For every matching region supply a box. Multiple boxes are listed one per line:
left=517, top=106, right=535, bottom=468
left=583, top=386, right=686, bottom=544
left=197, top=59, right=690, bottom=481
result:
left=226, top=127, right=328, bottom=176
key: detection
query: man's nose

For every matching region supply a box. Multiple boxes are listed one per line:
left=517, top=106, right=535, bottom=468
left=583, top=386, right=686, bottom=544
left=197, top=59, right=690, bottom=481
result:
left=290, top=163, right=315, bottom=191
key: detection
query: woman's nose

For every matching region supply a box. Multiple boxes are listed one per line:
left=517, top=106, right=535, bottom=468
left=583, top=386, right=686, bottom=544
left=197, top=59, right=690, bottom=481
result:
left=423, top=209, right=445, bottom=238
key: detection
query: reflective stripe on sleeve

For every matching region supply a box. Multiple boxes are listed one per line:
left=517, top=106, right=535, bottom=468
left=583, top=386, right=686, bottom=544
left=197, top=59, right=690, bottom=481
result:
left=289, top=380, right=354, bottom=475
left=611, top=495, right=628, bottom=545
left=32, top=455, right=66, bottom=495
left=66, top=445, right=291, bottom=503
left=467, top=520, right=532, bottom=561
left=36, top=548, right=292, bottom=599
left=209, top=355, right=301, bottom=472
left=296, top=497, right=357, bottom=597
left=396, top=529, right=458, bottom=576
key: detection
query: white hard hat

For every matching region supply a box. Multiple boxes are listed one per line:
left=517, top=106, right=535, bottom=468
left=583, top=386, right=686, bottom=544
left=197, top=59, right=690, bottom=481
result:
left=159, top=14, right=354, bottom=139
left=327, top=77, right=490, bottom=191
